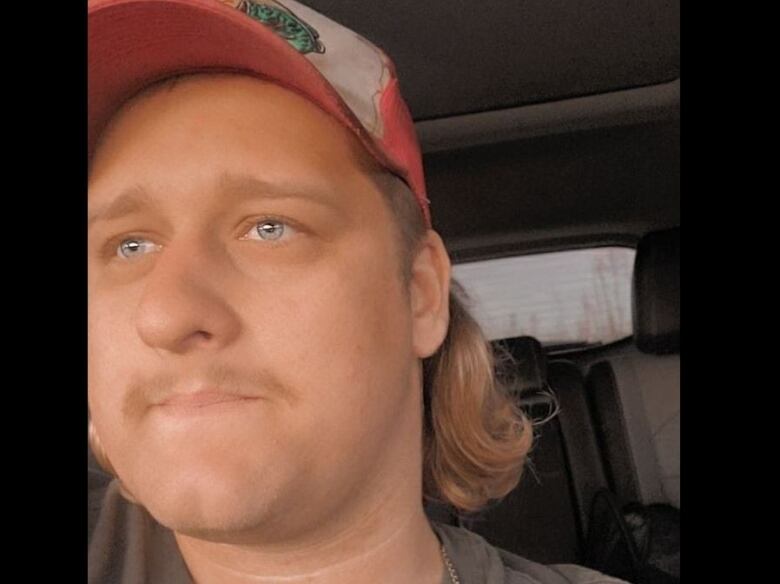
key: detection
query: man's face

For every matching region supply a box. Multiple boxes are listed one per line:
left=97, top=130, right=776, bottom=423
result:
left=88, top=75, right=424, bottom=541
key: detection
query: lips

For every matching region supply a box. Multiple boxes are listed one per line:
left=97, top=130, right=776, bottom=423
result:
left=157, top=390, right=257, bottom=409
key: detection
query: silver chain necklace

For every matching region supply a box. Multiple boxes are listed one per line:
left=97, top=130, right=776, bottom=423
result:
left=441, top=544, right=460, bottom=584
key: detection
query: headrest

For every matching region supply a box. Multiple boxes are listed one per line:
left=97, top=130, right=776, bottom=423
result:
left=505, top=336, right=548, bottom=393
left=633, top=228, right=680, bottom=354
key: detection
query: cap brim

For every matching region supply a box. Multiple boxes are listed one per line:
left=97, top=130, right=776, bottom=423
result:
left=88, top=0, right=389, bottom=169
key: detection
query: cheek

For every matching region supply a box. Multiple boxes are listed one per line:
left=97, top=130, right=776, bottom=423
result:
left=242, top=244, right=413, bottom=440
left=87, top=295, right=143, bottom=450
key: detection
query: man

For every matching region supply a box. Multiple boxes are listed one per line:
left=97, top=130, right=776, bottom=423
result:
left=88, top=1, right=630, bottom=583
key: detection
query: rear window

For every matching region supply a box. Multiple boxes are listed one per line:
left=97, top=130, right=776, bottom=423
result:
left=452, top=247, right=635, bottom=348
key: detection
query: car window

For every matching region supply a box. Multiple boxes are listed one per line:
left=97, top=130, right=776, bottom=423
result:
left=453, top=246, right=635, bottom=348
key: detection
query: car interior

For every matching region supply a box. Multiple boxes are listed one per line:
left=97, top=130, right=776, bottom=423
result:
left=296, top=1, right=680, bottom=582
left=89, top=1, right=680, bottom=582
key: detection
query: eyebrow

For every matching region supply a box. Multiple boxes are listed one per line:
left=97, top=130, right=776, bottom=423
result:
left=88, top=173, right=342, bottom=229
left=88, top=186, right=157, bottom=229
left=216, top=173, right=342, bottom=212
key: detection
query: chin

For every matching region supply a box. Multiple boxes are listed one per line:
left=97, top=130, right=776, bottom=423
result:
left=135, top=461, right=286, bottom=540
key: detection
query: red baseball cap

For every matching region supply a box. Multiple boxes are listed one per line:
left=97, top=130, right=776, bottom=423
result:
left=88, top=0, right=431, bottom=225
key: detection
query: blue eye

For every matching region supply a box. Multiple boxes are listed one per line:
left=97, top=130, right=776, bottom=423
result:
left=256, top=220, right=285, bottom=240
left=243, top=219, right=295, bottom=243
left=117, top=238, right=160, bottom=259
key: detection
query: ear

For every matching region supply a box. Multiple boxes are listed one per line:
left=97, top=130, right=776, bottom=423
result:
left=410, top=230, right=451, bottom=359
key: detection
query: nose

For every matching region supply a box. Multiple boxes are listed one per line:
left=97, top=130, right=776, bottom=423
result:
left=135, top=241, right=241, bottom=355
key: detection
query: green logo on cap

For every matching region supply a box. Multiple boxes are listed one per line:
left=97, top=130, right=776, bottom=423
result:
left=239, top=1, right=325, bottom=55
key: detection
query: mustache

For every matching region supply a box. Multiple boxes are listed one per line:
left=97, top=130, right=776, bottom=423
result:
left=121, top=364, right=293, bottom=418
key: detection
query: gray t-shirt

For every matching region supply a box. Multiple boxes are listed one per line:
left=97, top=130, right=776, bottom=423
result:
left=89, top=467, right=630, bottom=584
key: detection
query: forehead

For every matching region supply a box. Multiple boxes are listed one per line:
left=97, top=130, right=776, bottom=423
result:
left=88, top=74, right=383, bottom=213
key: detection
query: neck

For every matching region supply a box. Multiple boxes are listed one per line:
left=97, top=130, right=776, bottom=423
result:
left=174, top=505, right=444, bottom=584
